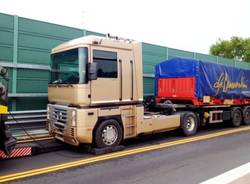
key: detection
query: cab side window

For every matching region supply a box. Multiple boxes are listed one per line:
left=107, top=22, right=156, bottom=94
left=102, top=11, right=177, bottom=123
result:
left=93, top=50, right=117, bottom=78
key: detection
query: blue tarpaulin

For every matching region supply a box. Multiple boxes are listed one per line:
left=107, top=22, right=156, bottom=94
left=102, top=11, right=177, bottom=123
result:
left=155, top=57, right=250, bottom=99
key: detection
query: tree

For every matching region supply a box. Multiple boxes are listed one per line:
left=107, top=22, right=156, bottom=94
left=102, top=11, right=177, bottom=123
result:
left=210, top=36, right=250, bottom=62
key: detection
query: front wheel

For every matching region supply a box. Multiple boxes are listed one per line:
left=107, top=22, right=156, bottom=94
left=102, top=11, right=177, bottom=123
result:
left=94, top=119, right=123, bottom=148
left=181, top=112, right=198, bottom=136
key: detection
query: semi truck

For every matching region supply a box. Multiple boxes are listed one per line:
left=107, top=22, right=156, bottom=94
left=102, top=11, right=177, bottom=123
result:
left=0, top=66, right=16, bottom=155
left=47, top=35, right=250, bottom=148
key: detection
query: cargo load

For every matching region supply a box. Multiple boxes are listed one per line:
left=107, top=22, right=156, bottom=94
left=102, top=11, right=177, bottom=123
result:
left=155, top=57, right=250, bottom=106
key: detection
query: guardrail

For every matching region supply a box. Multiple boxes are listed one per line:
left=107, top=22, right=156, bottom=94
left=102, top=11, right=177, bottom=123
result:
left=6, top=110, right=48, bottom=139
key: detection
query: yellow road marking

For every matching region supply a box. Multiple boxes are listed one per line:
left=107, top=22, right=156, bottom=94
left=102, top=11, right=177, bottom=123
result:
left=1, top=126, right=250, bottom=183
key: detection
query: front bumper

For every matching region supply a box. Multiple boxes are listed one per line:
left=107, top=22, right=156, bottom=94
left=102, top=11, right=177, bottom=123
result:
left=47, top=104, right=97, bottom=146
left=47, top=104, right=79, bottom=146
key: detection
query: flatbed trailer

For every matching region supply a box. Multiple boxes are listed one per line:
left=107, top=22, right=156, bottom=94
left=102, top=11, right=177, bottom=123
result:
left=155, top=58, right=250, bottom=126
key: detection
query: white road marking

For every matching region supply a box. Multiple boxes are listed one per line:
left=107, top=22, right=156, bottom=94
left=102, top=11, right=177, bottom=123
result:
left=201, top=162, right=250, bottom=184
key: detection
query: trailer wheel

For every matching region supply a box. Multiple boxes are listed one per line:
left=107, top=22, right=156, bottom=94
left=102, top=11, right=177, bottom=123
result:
left=243, top=107, right=250, bottom=125
left=94, top=119, right=123, bottom=148
left=231, top=108, right=242, bottom=127
left=181, top=112, right=198, bottom=136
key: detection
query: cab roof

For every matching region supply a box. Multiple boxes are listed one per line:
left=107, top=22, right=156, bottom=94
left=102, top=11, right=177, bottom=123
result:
left=51, top=35, right=140, bottom=54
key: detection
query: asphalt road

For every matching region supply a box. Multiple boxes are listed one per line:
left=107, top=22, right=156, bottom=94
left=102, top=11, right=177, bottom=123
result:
left=2, top=125, right=250, bottom=184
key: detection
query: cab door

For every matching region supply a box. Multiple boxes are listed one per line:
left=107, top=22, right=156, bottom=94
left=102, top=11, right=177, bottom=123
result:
left=90, top=48, right=120, bottom=104
left=118, top=50, right=134, bottom=101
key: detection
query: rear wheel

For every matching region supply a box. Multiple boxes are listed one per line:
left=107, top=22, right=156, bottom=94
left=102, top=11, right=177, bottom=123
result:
left=231, top=108, right=242, bottom=127
left=181, top=112, right=198, bottom=136
left=94, top=119, right=123, bottom=148
left=243, top=107, right=250, bottom=125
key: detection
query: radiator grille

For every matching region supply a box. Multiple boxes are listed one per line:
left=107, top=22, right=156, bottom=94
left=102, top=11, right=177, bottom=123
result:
left=50, top=106, right=68, bottom=132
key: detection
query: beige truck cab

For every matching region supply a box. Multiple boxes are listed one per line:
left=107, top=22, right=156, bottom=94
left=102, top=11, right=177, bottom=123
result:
left=47, top=35, right=197, bottom=148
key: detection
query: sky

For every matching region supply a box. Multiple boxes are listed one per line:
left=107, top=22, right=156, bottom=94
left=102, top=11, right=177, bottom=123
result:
left=0, top=0, right=249, bottom=54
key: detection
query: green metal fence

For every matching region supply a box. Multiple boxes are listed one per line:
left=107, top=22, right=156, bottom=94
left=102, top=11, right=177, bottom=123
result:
left=1, top=12, right=250, bottom=111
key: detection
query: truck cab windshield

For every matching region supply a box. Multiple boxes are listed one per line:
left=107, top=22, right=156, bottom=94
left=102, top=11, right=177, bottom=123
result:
left=50, top=48, right=88, bottom=84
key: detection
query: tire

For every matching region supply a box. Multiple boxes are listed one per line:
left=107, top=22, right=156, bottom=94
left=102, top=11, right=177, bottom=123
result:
left=181, top=112, right=198, bottom=136
left=94, top=119, right=123, bottom=148
left=243, top=107, right=250, bottom=125
left=231, top=108, right=242, bottom=127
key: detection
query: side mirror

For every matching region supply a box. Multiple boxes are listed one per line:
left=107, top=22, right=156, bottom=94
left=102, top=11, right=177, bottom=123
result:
left=88, top=63, right=97, bottom=81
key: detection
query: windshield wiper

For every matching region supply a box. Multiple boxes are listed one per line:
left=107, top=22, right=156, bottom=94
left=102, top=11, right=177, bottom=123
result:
left=52, top=79, right=73, bottom=87
left=52, top=79, right=63, bottom=84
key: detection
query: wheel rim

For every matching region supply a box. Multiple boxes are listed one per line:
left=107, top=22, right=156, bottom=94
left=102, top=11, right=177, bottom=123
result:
left=234, top=111, right=241, bottom=122
left=101, top=125, right=118, bottom=145
left=245, top=111, right=250, bottom=120
left=186, top=116, right=195, bottom=132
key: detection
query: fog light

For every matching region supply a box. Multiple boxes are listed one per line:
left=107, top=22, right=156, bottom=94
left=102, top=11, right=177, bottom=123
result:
left=71, top=110, right=76, bottom=127
left=47, top=105, right=50, bottom=119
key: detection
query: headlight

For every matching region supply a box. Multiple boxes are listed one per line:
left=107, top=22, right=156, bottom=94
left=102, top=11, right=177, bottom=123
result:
left=71, top=110, right=76, bottom=127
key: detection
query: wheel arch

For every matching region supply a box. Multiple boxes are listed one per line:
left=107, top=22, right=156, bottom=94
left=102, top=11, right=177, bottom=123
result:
left=92, top=115, right=124, bottom=144
left=231, top=106, right=242, bottom=116
left=177, top=111, right=200, bottom=127
left=243, top=106, right=250, bottom=114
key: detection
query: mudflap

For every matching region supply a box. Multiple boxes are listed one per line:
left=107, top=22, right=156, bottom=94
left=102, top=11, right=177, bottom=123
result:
left=0, top=115, right=16, bottom=155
